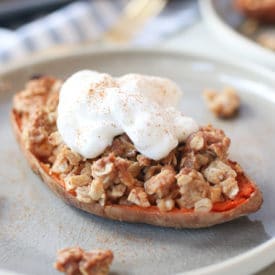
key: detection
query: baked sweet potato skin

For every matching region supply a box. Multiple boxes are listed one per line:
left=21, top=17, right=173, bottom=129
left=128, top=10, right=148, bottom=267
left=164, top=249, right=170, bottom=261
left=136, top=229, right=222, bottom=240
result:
left=11, top=110, right=263, bottom=228
left=235, top=0, right=275, bottom=23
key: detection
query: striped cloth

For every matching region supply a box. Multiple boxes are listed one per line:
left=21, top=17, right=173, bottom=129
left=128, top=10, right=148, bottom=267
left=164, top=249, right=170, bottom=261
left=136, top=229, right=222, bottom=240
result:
left=0, top=0, right=198, bottom=64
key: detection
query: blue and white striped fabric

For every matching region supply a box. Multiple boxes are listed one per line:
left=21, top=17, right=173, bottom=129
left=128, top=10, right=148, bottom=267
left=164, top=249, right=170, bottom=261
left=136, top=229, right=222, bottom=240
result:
left=0, top=0, right=198, bottom=65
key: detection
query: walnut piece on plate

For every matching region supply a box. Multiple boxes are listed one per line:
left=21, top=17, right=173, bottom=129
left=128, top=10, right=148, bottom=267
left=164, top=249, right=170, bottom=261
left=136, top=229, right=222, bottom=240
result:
left=203, top=87, right=240, bottom=118
left=54, top=247, right=114, bottom=275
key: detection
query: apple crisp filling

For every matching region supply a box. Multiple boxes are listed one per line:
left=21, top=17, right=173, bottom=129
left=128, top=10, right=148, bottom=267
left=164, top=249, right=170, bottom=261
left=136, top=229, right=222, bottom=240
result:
left=13, top=77, right=242, bottom=212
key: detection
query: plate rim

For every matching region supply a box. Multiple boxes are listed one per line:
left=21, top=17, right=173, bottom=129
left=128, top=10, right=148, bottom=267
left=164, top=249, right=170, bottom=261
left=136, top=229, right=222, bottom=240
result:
left=1, top=47, right=275, bottom=275
left=0, top=46, right=274, bottom=81
left=199, top=0, right=275, bottom=70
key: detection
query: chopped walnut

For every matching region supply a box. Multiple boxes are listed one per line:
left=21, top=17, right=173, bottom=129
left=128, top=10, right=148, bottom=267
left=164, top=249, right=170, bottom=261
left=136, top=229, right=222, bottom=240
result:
left=107, top=184, right=127, bottom=200
left=220, top=177, right=239, bottom=199
left=76, top=186, right=92, bottom=204
left=64, top=149, right=82, bottom=166
left=137, top=154, right=152, bottom=167
left=127, top=162, right=141, bottom=178
left=64, top=174, right=91, bottom=191
left=49, top=131, right=63, bottom=146
left=183, top=125, right=230, bottom=170
left=144, top=166, right=176, bottom=199
left=160, top=150, right=177, bottom=166
left=104, top=134, right=137, bottom=158
left=209, top=185, right=223, bottom=203
left=51, top=146, right=81, bottom=174
left=79, top=250, right=113, bottom=275
left=203, top=160, right=239, bottom=199
left=127, top=187, right=150, bottom=207
left=194, top=198, right=213, bottom=212
left=54, top=247, right=113, bottom=275
left=22, top=109, right=56, bottom=159
left=80, top=162, right=92, bottom=176
left=203, top=87, right=240, bottom=118
left=144, top=165, right=162, bottom=181
left=27, top=76, right=58, bottom=95
left=203, top=159, right=237, bottom=185
left=89, top=179, right=105, bottom=202
left=92, top=155, right=115, bottom=178
left=200, top=125, right=231, bottom=160
left=157, top=198, right=175, bottom=212
left=54, top=247, right=83, bottom=275
left=91, top=154, right=116, bottom=188
left=180, top=151, right=212, bottom=171
left=115, top=157, right=140, bottom=188
left=176, top=168, right=210, bottom=209
left=46, top=84, right=61, bottom=112
left=13, top=77, right=58, bottom=114
left=51, top=155, right=72, bottom=174
left=189, top=132, right=205, bottom=152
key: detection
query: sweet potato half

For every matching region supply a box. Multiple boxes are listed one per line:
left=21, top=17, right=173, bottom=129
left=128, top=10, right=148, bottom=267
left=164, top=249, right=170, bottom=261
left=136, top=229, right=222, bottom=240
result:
left=11, top=110, right=263, bottom=228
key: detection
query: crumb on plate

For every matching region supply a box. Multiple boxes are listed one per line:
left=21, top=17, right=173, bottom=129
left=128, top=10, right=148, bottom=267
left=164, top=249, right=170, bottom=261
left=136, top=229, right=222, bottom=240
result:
left=203, top=87, right=240, bottom=119
left=54, top=247, right=114, bottom=275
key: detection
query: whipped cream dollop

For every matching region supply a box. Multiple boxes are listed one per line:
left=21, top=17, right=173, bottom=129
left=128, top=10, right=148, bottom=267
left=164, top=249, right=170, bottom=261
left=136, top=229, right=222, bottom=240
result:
left=57, top=71, right=199, bottom=160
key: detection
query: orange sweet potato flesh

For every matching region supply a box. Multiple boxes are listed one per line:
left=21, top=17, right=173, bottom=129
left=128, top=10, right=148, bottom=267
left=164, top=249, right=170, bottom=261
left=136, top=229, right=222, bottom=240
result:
left=11, top=111, right=263, bottom=228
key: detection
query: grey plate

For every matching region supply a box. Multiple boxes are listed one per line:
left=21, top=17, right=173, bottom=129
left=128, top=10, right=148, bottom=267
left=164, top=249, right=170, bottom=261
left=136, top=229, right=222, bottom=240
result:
left=0, top=49, right=275, bottom=275
left=200, top=0, right=275, bottom=69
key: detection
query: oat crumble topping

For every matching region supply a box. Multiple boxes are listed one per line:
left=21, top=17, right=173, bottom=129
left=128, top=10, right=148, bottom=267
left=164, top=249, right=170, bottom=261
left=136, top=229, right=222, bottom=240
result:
left=13, top=77, right=244, bottom=213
